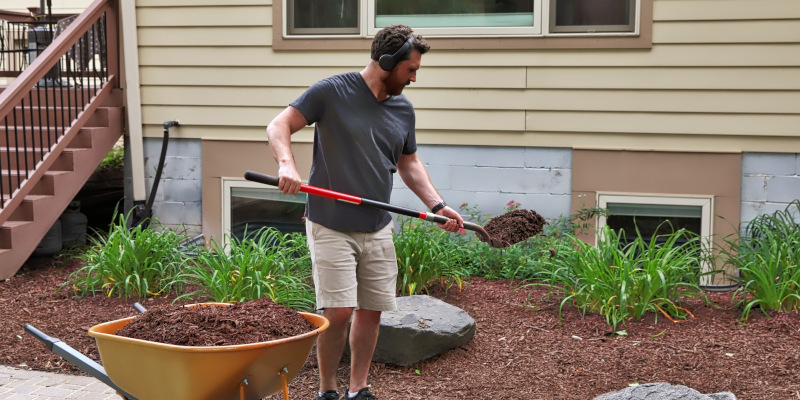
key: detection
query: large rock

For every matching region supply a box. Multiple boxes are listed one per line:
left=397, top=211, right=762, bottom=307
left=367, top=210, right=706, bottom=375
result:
left=592, top=383, right=737, bottom=400
left=373, top=295, right=475, bottom=367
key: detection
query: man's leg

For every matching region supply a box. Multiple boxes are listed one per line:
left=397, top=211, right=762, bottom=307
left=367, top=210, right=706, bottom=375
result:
left=348, top=309, right=382, bottom=393
left=317, top=307, right=354, bottom=392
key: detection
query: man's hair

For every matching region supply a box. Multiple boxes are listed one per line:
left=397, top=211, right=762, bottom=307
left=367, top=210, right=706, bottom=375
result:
left=371, top=24, right=430, bottom=62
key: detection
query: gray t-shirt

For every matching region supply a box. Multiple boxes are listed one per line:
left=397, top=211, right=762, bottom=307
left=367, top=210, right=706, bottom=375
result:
left=290, top=72, right=417, bottom=232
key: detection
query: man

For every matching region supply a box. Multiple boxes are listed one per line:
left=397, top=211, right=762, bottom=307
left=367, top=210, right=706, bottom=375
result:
left=266, top=24, right=463, bottom=400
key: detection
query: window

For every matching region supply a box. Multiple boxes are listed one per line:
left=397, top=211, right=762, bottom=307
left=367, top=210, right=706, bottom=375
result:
left=287, top=0, right=360, bottom=35
left=550, top=0, right=636, bottom=33
left=222, top=179, right=307, bottom=242
left=597, top=193, right=715, bottom=286
left=284, top=0, right=639, bottom=38
left=372, top=0, right=539, bottom=36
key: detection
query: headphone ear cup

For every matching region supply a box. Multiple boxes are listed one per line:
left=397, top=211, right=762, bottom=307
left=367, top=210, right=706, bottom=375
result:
left=379, top=54, right=395, bottom=71
left=378, top=38, right=413, bottom=71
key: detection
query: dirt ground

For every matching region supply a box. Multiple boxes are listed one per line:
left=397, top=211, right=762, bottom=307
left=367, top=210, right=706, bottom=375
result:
left=3, top=256, right=800, bottom=400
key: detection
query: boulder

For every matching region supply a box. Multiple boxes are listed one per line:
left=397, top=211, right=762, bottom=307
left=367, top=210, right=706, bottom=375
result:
left=592, top=383, right=737, bottom=400
left=373, top=295, right=475, bottom=366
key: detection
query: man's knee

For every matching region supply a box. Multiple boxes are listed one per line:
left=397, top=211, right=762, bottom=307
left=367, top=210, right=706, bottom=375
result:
left=322, top=307, right=355, bottom=326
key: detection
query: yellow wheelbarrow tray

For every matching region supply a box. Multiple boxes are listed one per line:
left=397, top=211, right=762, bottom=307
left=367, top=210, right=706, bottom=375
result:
left=85, top=303, right=328, bottom=400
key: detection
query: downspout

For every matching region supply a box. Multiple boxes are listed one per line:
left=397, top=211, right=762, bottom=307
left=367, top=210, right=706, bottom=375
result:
left=131, top=120, right=180, bottom=228
left=119, top=0, right=146, bottom=220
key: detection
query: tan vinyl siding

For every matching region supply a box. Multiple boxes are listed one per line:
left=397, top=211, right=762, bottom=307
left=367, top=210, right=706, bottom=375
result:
left=134, top=0, right=800, bottom=153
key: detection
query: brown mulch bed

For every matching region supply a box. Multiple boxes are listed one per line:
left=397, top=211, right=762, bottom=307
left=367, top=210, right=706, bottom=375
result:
left=3, top=257, right=800, bottom=399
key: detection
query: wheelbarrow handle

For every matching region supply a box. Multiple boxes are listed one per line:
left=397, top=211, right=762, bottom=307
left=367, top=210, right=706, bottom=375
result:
left=244, top=170, right=451, bottom=224
left=25, top=325, right=138, bottom=399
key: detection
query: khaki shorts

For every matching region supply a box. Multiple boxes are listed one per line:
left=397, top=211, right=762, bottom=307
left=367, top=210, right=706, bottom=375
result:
left=306, top=219, right=398, bottom=311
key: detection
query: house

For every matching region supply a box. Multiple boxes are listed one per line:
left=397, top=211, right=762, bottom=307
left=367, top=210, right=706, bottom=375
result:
left=1, top=0, right=798, bottom=286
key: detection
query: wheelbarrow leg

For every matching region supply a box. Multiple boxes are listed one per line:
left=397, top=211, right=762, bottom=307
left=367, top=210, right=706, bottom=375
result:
left=238, top=369, right=290, bottom=400
left=279, top=366, right=290, bottom=400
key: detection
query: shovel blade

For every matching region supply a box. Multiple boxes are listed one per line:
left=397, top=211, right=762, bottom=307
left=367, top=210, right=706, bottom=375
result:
left=463, top=222, right=508, bottom=248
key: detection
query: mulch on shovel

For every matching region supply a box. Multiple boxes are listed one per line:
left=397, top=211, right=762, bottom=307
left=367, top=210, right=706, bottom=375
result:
left=483, top=209, right=547, bottom=247
left=116, top=297, right=313, bottom=346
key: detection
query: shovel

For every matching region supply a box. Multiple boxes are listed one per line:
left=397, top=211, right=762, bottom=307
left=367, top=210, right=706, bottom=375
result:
left=244, top=171, right=506, bottom=248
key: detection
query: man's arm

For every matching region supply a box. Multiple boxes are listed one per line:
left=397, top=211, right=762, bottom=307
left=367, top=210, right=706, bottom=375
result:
left=397, top=152, right=463, bottom=231
left=266, top=106, right=308, bottom=194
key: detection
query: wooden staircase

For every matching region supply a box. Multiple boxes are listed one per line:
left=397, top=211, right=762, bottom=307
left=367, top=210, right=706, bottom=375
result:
left=0, top=0, right=122, bottom=280
left=0, top=88, right=123, bottom=279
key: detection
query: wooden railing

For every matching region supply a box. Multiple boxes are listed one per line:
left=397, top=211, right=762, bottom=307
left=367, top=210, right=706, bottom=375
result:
left=0, top=0, right=119, bottom=224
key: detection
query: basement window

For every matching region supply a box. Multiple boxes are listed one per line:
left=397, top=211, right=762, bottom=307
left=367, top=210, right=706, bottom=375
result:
left=222, top=179, right=307, bottom=242
left=597, top=194, right=715, bottom=284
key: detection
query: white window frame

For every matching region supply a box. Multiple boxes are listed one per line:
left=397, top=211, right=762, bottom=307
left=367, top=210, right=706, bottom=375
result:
left=283, top=0, right=640, bottom=39
left=222, top=177, right=307, bottom=248
left=597, top=193, right=715, bottom=285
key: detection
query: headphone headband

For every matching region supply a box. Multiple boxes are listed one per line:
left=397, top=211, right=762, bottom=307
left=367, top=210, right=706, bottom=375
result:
left=378, top=37, right=414, bottom=71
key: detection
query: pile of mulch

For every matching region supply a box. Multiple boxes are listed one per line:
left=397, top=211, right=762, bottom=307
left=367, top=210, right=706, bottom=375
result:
left=484, top=208, right=547, bottom=246
left=117, top=298, right=314, bottom=346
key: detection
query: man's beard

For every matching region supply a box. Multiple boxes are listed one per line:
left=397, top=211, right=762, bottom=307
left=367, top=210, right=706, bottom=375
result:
left=386, top=79, right=410, bottom=96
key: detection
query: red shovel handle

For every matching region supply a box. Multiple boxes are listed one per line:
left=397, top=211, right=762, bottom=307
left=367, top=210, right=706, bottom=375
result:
left=243, top=170, right=502, bottom=247
left=243, top=170, right=433, bottom=221
left=245, top=171, right=364, bottom=205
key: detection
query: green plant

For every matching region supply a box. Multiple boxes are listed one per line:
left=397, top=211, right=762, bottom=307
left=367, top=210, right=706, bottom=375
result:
left=98, top=145, right=124, bottom=170
left=533, top=224, right=705, bottom=329
left=462, top=206, right=602, bottom=281
left=67, top=210, right=193, bottom=299
left=723, top=200, right=800, bottom=321
left=178, top=228, right=315, bottom=311
left=394, top=217, right=469, bottom=296
left=544, top=206, right=609, bottom=237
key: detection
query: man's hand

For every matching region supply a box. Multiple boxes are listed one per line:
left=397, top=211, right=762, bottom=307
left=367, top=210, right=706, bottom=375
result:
left=277, top=165, right=303, bottom=194
left=436, top=206, right=463, bottom=232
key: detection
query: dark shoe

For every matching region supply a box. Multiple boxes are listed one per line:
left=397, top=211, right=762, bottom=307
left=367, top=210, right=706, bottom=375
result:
left=316, top=390, right=340, bottom=400
left=348, top=387, right=377, bottom=400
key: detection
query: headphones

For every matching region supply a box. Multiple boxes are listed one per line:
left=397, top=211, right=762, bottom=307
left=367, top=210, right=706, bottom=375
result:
left=378, top=37, right=414, bottom=71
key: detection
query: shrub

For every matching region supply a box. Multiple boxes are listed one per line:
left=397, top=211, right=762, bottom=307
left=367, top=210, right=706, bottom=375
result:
left=723, top=200, right=800, bottom=321
left=531, top=224, right=705, bottom=329
left=394, top=217, right=469, bottom=296
left=178, top=228, right=315, bottom=311
left=67, top=211, right=193, bottom=299
left=98, top=145, right=124, bottom=170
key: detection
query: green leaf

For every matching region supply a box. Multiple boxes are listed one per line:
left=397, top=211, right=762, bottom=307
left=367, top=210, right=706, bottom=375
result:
left=650, top=329, right=666, bottom=338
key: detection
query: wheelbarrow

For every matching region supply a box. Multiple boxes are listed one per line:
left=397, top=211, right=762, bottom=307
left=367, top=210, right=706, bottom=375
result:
left=26, top=303, right=329, bottom=400
left=244, top=170, right=507, bottom=248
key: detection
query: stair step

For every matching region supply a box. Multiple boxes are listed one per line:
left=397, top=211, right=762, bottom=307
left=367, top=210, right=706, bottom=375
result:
left=6, top=106, right=79, bottom=128
left=0, top=220, right=30, bottom=249
left=22, top=87, right=123, bottom=108
left=6, top=195, right=51, bottom=222
left=0, top=107, right=114, bottom=145
left=0, top=170, right=34, bottom=195
left=0, top=146, right=64, bottom=171
left=0, top=126, right=60, bottom=147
